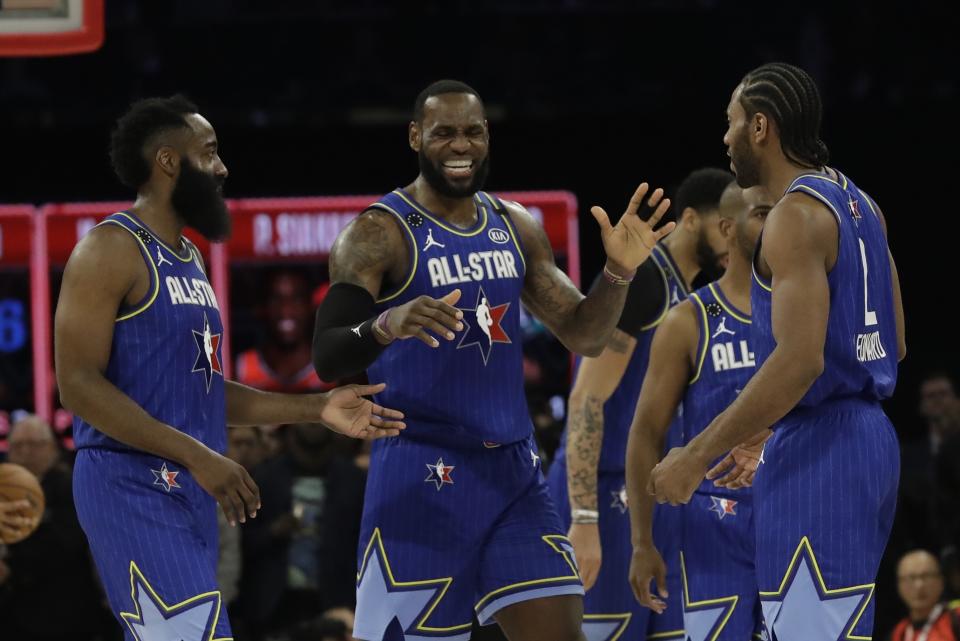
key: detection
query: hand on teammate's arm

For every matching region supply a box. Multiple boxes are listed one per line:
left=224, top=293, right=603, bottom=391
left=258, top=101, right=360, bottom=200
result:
left=624, top=304, right=696, bottom=611
left=649, top=199, right=833, bottom=505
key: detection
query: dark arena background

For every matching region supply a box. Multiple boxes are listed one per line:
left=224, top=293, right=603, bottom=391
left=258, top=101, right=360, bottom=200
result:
left=1, top=1, right=958, bottom=640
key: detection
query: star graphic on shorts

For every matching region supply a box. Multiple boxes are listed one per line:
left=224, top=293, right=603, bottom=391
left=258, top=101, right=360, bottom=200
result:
left=151, top=462, right=181, bottom=492
left=760, top=537, right=873, bottom=641
left=355, top=529, right=466, bottom=640
left=681, top=552, right=738, bottom=641
left=456, top=286, right=511, bottom=365
left=610, top=487, right=628, bottom=514
left=708, top=496, right=738, bottom=520
left=424, top=458, right=455, bottom=491
left=120, top=562, right=222, bottom=641
left=582, top=613, right=632, bottom=641
left=191, top=312, right=223, bottom=393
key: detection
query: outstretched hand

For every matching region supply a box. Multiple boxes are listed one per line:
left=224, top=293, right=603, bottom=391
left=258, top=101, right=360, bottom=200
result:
left=591, top=183, right=674, bottom=272
left=320, top=382, right=406, bottom=440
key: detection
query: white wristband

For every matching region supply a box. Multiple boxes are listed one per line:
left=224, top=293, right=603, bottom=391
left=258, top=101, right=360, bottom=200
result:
left=571, top=509, right=600, bottom=522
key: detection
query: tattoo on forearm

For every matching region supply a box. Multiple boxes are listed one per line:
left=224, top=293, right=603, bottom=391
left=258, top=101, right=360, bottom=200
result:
left=567, top=394, right=604, bottom=510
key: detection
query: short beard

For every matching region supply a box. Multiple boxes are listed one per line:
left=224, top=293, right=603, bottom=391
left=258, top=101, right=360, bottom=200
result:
left=171, top=158, right=231, bottom=241
left=418, top=149, right=491, bottom=199
left=695, top=230, right=724, bottom=282
left=731, top=129, right=762, bottom=188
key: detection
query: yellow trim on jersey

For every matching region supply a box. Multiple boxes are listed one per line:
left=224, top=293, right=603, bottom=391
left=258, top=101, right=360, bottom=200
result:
left=647, top=629, right=686, bottom=639
left=473, top=534, right=581, bottom=614
left=857, top=188, right=880, bottom=219
left=680, top=551, right=738, bottom=641
left=113, top=211, right=194, bottom=262
left=689, top=293, right=710, bottom=385
left=357, top=528, right=472, bottom=633
left=369, top=203, right=420, bottom=304
left=752, top=268, right=772, bottom=293
left=639, top=262, right=672, bottom=332
left=707, top=283, right=751, bottom=324
left=120, top=561, right=228, bottom=641
left=758, top=536, right=875, bottom=641
left=583, top=613, right=633, bottom=641
left=789, top=170, right=845, bottom=191
left=98, top=220, right=161, bottom=322
left=486, top=193, right=528, bottom=275
left=792, top=185, right=844, bottom=224
left=395, top=189, right=488, bottom=237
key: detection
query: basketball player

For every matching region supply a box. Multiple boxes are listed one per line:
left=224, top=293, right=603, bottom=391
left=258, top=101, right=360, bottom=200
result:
left=626, top=182, right=773, bottom=640
left=648, top=63, right=906, bottom=640
left=311, top=80, right=674, bottom=641
left=544, top=167, right=732, bottom=641
left=54, top=95, right=405, bottom=641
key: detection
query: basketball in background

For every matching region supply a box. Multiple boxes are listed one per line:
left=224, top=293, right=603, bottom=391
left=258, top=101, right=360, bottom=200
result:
left=0, top=462, right=45, bottom=544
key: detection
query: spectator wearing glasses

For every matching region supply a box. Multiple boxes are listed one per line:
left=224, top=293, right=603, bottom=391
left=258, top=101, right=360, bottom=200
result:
left=890, top=550, right=960, bottom=641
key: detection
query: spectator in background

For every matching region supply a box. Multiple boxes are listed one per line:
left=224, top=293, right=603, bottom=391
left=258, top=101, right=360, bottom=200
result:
left=899, top=372, right=960, bottom=550
left=235, top=269, right=335, bottom=393
left=890, top=550, right=960, bottom=641
left=0, top=415, right=114, bottom=641
left=240, top=423, right=365, bottom=640
left=218, top=425, right=267, bottom=611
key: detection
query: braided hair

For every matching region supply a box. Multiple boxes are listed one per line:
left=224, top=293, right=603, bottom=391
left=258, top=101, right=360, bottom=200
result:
left=739, top=63, right=830, bottom=169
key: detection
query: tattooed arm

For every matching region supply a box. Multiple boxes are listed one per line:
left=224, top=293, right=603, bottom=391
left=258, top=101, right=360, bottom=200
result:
left=565, top=329, right=638, bottom=590
left=328, top=208, right=406, bottom=297
left=505, top=184, right=673, bottom=357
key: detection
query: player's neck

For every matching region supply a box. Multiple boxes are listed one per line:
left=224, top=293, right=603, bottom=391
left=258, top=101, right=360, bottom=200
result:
left=765, top=158, right=826, bottom=199
left=716, top=253, right=752, bottom=314
left=662, top=231, right=699, bottom=290
left=129, top=194, right=185, bottom=248
left=407, top=177, right=479, bottom=228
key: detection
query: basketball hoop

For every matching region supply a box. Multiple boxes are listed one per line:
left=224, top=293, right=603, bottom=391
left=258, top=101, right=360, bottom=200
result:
left=0, top=0, right=103, bottom=57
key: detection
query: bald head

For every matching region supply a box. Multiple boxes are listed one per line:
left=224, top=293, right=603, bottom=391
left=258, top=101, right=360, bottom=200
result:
left=8, top=415, right=59, bottom=479
left=717, top=181, right=746, bottom=221
left=897, top=550, right=944, bottom=618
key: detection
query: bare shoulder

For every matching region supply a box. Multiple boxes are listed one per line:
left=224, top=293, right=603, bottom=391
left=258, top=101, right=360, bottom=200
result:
left=63, top=223, right=142, bottom=293
left=658, top=299, right=699, bottom=342
left=329, top=207, right=406, bottom=285
left=761, top=193, right=838, bottom=263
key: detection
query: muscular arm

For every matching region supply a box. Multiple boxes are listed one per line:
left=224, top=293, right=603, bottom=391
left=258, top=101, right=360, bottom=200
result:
left=507, top=202, right=631, bottom=357
left=328, top=208, right=403, bottom=297
left=626, top=303, right=697, bottom=546
left=55, top=226, right=212, bottom=469
left=566, top=329, right=637, bottom=512
left=311, top=210, right=401, bottom=380
left=685, top=197, right=835, bottom=464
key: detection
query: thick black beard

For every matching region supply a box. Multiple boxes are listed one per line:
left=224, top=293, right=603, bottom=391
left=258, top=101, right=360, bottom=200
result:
left=171, top=158, right=231, bottom=241
left=695, top=230, right=724, bottom=281
left=418, top=149, right=491, bottom=198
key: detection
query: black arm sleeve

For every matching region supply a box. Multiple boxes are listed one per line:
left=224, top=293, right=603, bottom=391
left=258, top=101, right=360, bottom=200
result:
left=312, top=282, right=387, bottom=380
left=614, top=259, right=667, bottom=337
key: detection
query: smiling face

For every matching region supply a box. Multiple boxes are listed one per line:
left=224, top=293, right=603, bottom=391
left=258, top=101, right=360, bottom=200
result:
left=410, top=92, right=490, bottom=198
